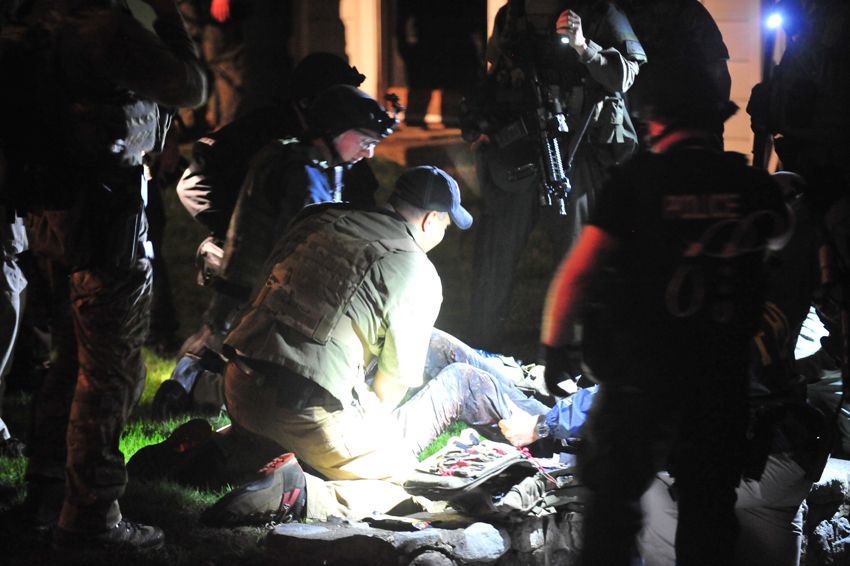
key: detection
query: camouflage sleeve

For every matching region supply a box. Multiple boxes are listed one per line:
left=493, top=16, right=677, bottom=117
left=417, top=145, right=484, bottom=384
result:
left=579, top=2, right=645, bottom=93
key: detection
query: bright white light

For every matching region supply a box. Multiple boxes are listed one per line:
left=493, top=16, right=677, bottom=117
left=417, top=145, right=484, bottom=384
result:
left=560, top=36, right=570, bottom=45
left=766, top=13, right=783, bottom=30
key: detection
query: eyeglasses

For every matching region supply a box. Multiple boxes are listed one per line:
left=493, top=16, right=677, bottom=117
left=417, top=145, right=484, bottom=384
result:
left=355, top=130, right=380, bottom=151
left=359, top=138, right=379, bottom=151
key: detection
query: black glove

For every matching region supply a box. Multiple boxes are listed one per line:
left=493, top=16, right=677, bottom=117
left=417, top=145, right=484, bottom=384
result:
left=543, top=344, right=582, bottom=397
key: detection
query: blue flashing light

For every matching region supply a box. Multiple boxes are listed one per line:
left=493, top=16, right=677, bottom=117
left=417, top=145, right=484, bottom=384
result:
left=766, top=12, right=783, bottom=30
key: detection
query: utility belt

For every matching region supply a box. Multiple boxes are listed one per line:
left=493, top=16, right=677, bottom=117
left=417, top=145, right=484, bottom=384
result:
left=231, top=355, right=340, bottom=412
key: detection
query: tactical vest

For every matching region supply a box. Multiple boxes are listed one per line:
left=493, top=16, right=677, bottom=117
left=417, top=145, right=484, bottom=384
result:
left=251, top=207, right=421, bottom=344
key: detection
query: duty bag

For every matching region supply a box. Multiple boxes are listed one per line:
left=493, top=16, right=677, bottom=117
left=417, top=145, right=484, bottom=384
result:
left=403, top=430, right=584, bottom=519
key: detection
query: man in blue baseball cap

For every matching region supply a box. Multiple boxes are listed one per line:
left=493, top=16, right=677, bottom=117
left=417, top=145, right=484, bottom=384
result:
left=199, top=166, right=473, bottom=524
left=392, top=165, right=473, bottom=231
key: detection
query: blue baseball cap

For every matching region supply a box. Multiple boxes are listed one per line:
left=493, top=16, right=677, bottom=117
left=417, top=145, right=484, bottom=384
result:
left=394, top=166, right=473, bottom=230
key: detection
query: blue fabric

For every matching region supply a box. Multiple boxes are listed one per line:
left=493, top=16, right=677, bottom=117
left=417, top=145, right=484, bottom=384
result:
left=304, top=165, right=334, bottom=205
left=547, top=385, right=599, bottom=440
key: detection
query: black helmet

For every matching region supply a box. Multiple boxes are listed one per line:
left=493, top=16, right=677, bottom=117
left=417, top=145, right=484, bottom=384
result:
left=306, top=85, right=397, bottom=139
left=630, top=59, right=735, bottom=129
left=291, top=52, right=366, bottom=105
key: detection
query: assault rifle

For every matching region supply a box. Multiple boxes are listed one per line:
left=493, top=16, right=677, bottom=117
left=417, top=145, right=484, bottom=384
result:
left=491, top=66, right=580, bottom=217
left=498, top=65, right=599, bottom=217
left=529, top=68, right=571, bottom=215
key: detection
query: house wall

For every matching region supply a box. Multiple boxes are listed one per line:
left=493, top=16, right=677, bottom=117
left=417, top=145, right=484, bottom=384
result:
left=339, top=0, right=381, bottom=97
left=703, top=0, right=763, bottom=158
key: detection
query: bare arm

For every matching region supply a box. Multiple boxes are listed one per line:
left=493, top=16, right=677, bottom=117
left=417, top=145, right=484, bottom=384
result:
left=541, top=226, right=619, bottom=347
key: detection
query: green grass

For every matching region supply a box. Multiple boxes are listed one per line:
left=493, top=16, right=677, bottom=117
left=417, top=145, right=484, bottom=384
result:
left=141, top=348, right=178, bottom=405
left=0, top=456, right=26, bottom=497
left=417, top=421, right=470, bottom=462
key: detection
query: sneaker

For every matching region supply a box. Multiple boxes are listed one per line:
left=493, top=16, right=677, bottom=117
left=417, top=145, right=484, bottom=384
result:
left=53, top=519, right=165, bottom=551
left=201, top=452, right=307, bottom=527
left=127, top=418, right=213, bottom=481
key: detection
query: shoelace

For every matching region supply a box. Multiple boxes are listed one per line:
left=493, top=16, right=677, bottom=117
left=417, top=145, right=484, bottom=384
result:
left=518, top=447, right=558, bottom=485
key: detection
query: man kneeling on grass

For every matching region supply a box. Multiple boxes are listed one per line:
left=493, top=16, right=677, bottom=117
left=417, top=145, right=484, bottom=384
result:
left=195, top=166, right=552, bottom=524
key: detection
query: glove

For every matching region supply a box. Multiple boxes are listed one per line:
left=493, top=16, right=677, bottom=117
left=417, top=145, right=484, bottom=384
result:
left=543, top=344, right=582, bottom=397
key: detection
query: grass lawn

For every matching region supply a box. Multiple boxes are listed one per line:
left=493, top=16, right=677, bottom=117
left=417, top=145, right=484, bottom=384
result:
left=0, top=348, right=270, bottom=566
left=0, top=345, right=470, bottom=566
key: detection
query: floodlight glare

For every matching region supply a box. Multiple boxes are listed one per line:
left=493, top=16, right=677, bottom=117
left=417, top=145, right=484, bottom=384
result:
left=766, top=12, right=783, bottom=30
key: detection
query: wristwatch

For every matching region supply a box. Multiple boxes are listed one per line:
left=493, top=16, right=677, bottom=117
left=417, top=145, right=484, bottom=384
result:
left=535, top=415, right=550, bottom=439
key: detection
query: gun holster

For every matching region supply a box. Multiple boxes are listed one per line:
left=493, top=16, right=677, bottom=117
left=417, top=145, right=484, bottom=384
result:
left=195, top=236, right=224, bottom=286
left=101, top=194, right=145, bottom=270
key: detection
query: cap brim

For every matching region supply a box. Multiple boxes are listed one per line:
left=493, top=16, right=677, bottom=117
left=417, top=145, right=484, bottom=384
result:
left=450, top=205, right=473, bottom=230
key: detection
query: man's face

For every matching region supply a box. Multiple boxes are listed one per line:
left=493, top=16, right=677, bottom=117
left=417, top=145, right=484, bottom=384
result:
left=333, top=129, right=381, bottom=164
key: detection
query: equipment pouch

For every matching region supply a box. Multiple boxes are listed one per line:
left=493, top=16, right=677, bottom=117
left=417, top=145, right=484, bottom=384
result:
left=483, top=139, right=540, bottom=194
left=588, top=94, right=638, bottom=166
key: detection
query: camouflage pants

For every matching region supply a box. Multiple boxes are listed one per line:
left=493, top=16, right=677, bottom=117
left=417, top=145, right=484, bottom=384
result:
left=28, top=258, right=152, bottom=532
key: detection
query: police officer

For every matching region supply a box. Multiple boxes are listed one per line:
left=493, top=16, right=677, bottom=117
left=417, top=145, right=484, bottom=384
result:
left=748, top=0, right=850, bottom=225
left=176, top=52, right=375, bottom=243
left=747, top=0, right=850, bottom=424
left=199, top=166, right=473, bottom=524
left=220, top=85, right=395, bottom=308
left=152, top=85, right=395, bottom=417
left=541, top=63, right=792, bottom=565
left=462, top=0, right=645, bottom=351
left=162, top=54, right=377, bottom=419
left=396, top=0, right=486, bottom=128
left=15, top=0, right=206, bottom=552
